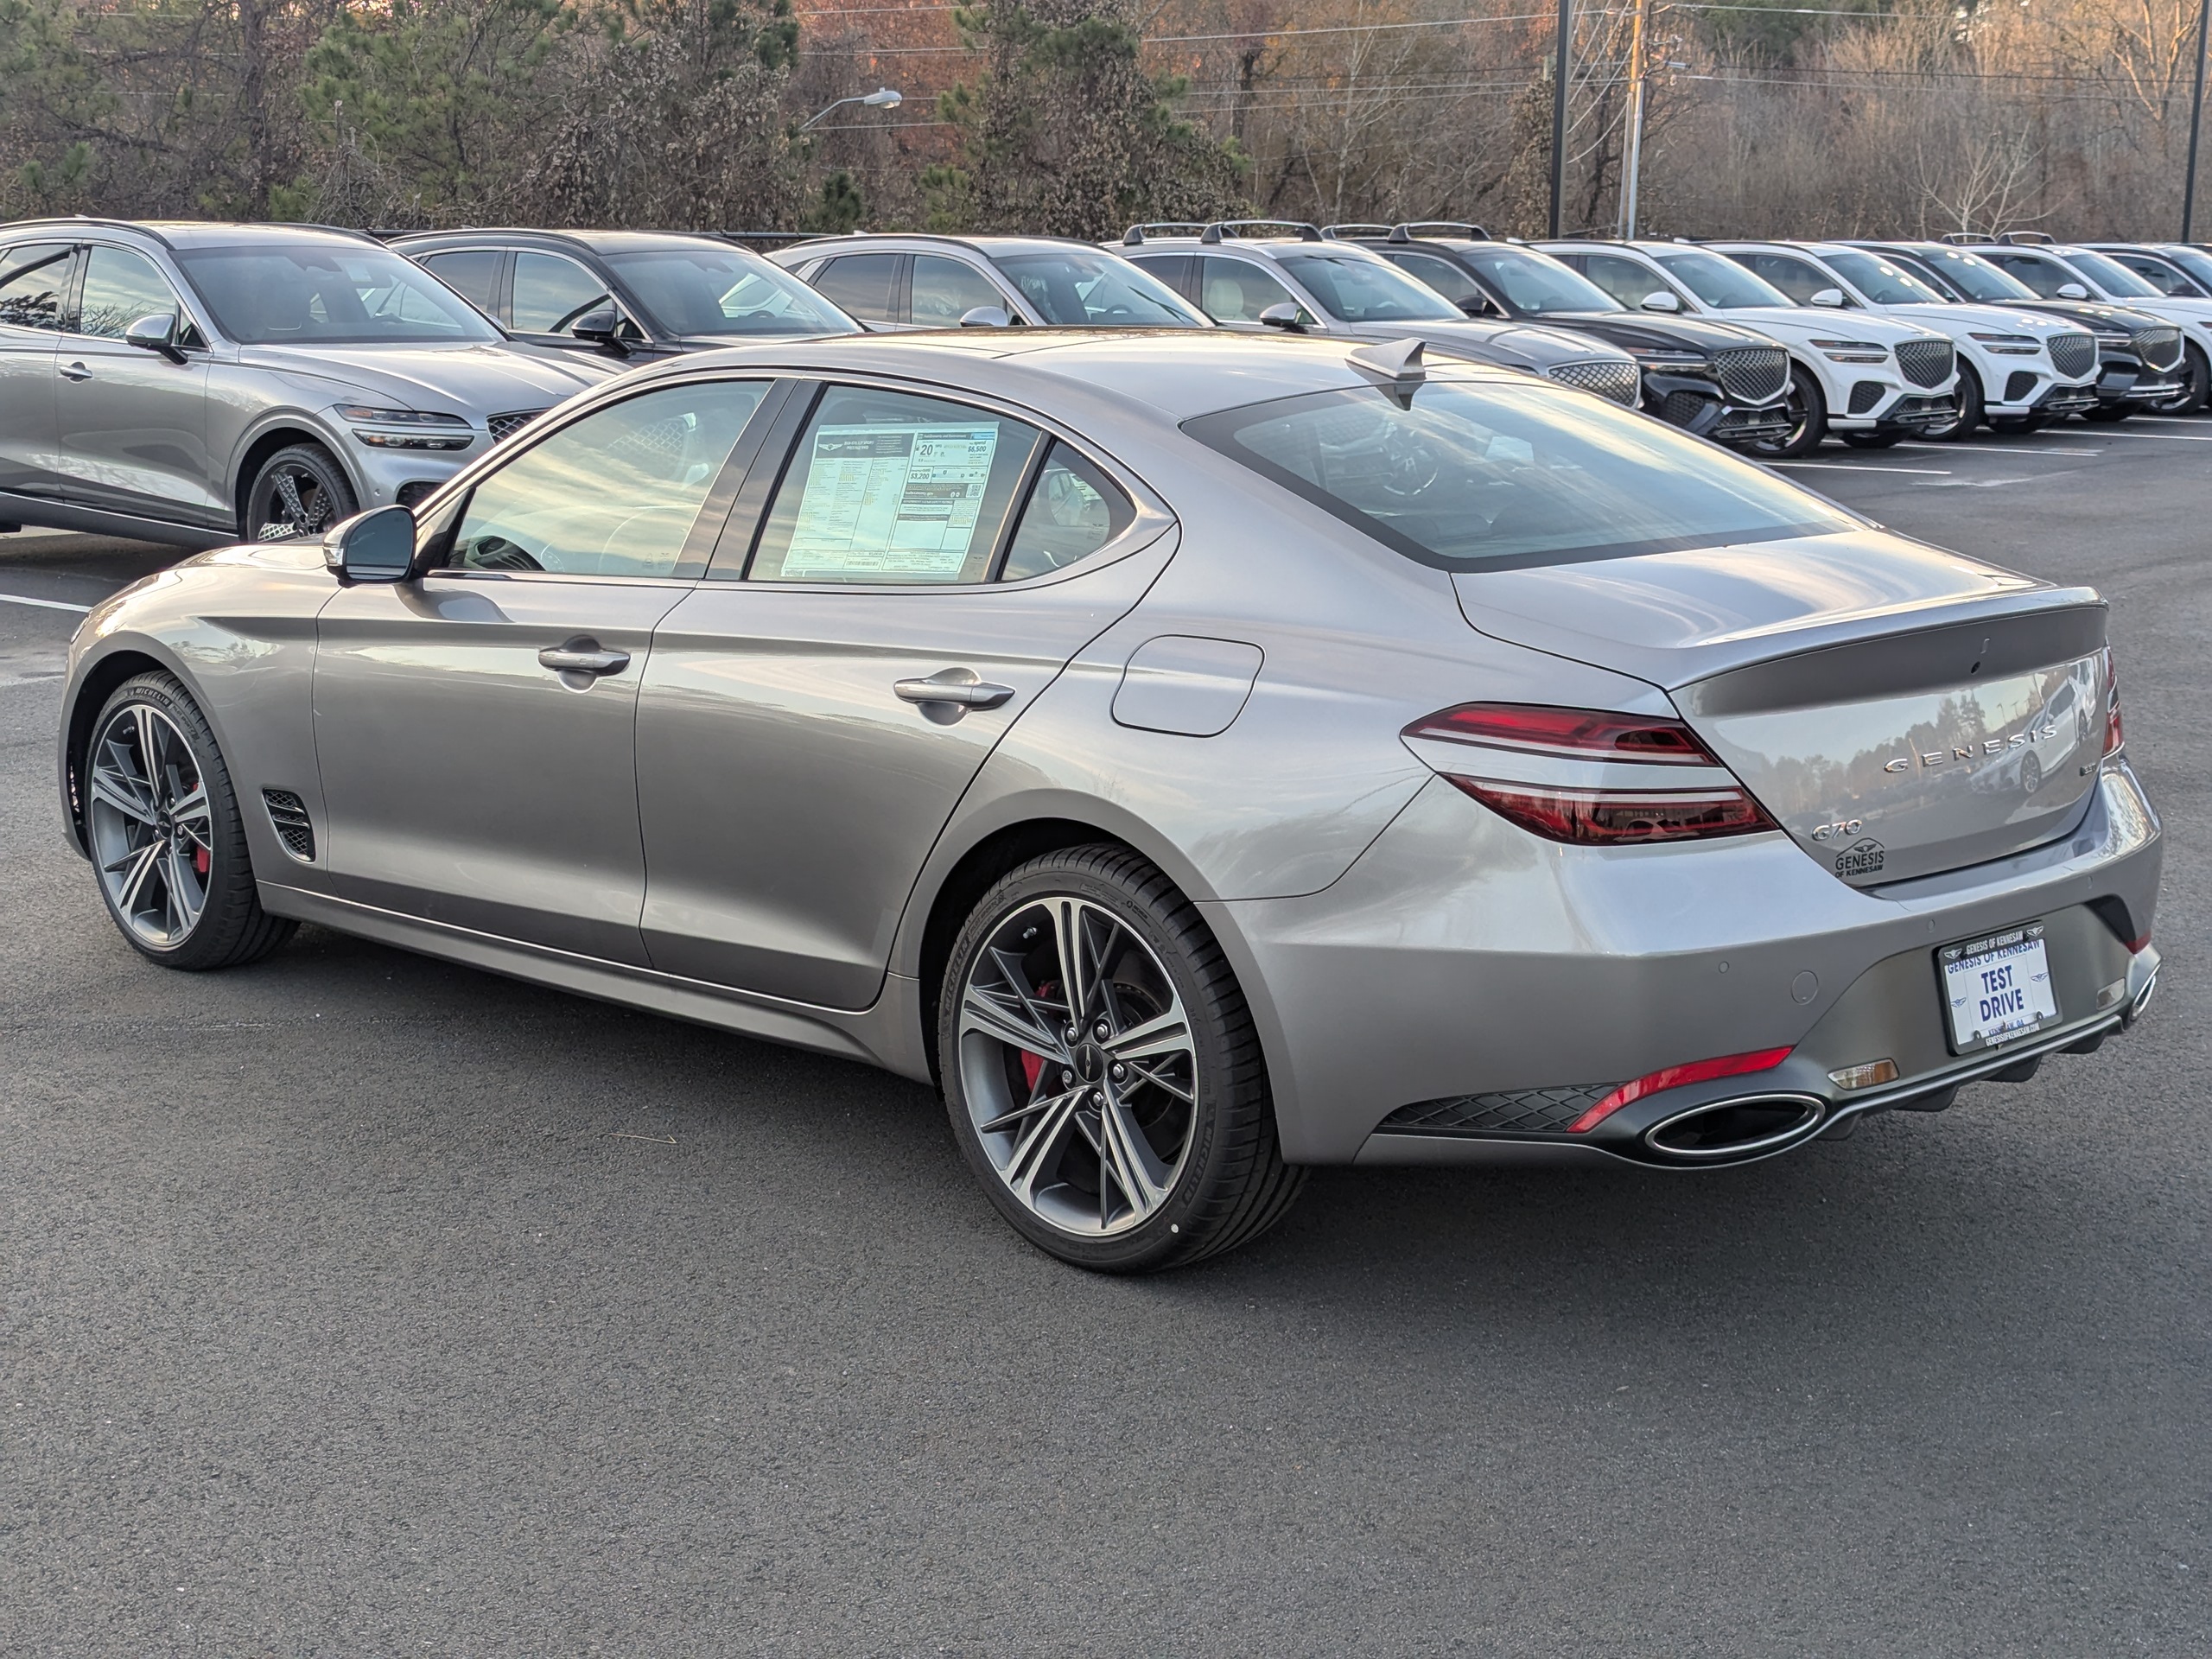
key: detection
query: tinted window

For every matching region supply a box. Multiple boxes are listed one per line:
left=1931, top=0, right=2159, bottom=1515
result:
left=1459, top=246, right=1621, bottom=315
left=76, top=246, right=184, bottom=340
left=1579, top=253, right=1679, bottom=311
left=811, top=254, right=899, bottom=323
left=1123, top=253, right=1194, bottom=301
left=448, top=381, right=770, bottom=578
left=1982, top=252, right=2075, bottom=298
left=910, top=255, right=1008, bottom=326
left=419, top=249, right=503, bottom=314
left=2110, top=252, right=2196, bottom=296
left=512, top=251, right=617, bottom=335
left=1823, top=248, right=1948, bottom=305
left=1387, top=251, right=1487, bottom=308
left=1276, top=253, right=1461, bottom=322
left=990, top=250, right=1204, bottom=326
left=1916, top=247, right=2036, bottom=302
left=1653, top=248, right=1793, bottom=309
left=1187, top=377, right=1852, bottom=572
left=175, top=245, right=501, bottom=344
left=748, top=386, right=1046, bottom=585
left=1001, top=444, right=1135, bottom=581
left=2059, top=248, right=2160, bottom=299
left=0, top=244, right=74, bottom=332
left=1195, top=256, right=1305, bottom=323
left=1736, top=252, right=1832, bottom=305
left=2155, top=245, right=2212, bottom=290
left=602, top=248, right=855, bottom=338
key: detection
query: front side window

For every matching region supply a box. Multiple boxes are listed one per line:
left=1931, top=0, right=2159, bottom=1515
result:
left=989, top=250, right=1205, bottom=326
left=603, top=248, right=856, bottom=338
left=1578, top=253, right=1680, bottom=311
left=748, top=386, right=1046, bottom=585
left=448, top=381, right=770, bottom=578
left=512, top=251, right=620, bottom=336
left=810, top=254, right=899, bottom=323
left=1823, top=249, right=1947, bottom=306
left=1195, top=256, right=1307, bottom=324
left=0, top=244, right=75, bottom=332
left=175, top=244, right=502, bottom=345
left=1459, top=246, right=1621, bottom=315
left=1735, top=252, right=1835, bottom=306
left=1982, top=252, right=2077, bottom=299
left=910, top=255, right=1009, bottom=326
left=76, top=246, right=188, bottom=340
left=1275, top=253, right=1461, bottom=323
left=1919, top=247, right=2035, bottom=302
left=1386, top=251, right=1488, bottom=309
left=419, top=249, right=503, bottom=315
left=1001, top=443, right=1135, bottom=581
left=1652, top=249, right=1793, bottom=310
left=1186, top=376, right=1853, bottom=572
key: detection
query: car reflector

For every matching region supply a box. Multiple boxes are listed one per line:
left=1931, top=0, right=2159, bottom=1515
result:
left=1827, top=1058, right=1900, bottom=1091
left=1569, top=1046, right=1796, bottom=1133
left=1444, top=777, right=1777, bottom=844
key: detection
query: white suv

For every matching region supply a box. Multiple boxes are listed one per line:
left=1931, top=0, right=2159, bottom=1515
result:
left=1712, top=241, right=2100, bottom=437
left=1537, top=239, right=1960, bottom=458
left=1966, top=239, right=2212, bottom=415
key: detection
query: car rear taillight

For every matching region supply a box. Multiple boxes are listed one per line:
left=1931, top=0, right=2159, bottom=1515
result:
left=2101, top=646, right=2124, bottom=757
left=1569, top=1046, right=1796, bottom=1133
left=1408, top=702, right=1779, bottom=845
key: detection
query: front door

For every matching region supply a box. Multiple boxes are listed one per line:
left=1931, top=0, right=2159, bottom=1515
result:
left=636, top=382, right=1173, bottom=1008
left=0, top=243, right=73, bottom=499
left=53, top=244, right=222, bottom=529
left=311, top=376, right=781, bottom=963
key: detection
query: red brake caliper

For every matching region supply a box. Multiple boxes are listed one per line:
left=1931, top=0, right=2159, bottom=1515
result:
left=194, top=846, right=210, bottom=876
left=1020, top=980, right=1058, bottom=1091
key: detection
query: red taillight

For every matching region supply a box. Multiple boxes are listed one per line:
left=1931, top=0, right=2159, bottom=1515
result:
left=2101, top=646, right=2124, bottom=758
left=1569, top=1046, right=1796, bottom=1134
left=1444, top=777, right=1777, bottom=844
left=1406, top=703, right=1719, bottom=765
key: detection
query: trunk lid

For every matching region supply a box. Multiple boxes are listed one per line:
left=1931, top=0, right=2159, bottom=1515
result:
left=1454, top=529, right=2109, bottom=887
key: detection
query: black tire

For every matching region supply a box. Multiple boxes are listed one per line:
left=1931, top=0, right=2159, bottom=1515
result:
left=84, top=672, right=296, bottom=970
left=2081, top=402, right=2133, bottom=424
left=245, top=442, right=357, bottom=542
left=938, top=844, right=1303, bottom=1272
left=1841, top=431, right=1904, bottom=449
left=2164, top=343, right=2211, bottom=415
left=1923, top=364, right=1983, bottom=441
left=1747, top=363, right=1826, bottom=460
left=1987, top=413, right=2048, bottom=435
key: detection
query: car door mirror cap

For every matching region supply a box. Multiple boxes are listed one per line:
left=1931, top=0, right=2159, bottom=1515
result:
left=324, top=505, right=417, bottom=583
left=1640, top=290, right=1681, bottom=313
left=957, top=305, right=1013, bottom=328
left=1258, top=301, right=1307, bottom=330
left=2056, top=283, right=2090, bottom=300
left=1457, top=296, right=1501, bottom=318
left=124, top=312, right=188, bottom=362
left=1809, top=287, right=1847, bottom=308
left=571, top=308, right=632, bottom=354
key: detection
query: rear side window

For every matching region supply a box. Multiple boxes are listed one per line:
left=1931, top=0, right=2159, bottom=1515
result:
left=748, top=386, right=1046, bottom=584
left=0, top=244, right=77, bottom=332
left=1185, top=378, right=1853, bottom=572
left=1001, top=443, right=1135, bottom=581
left=811, top=254, right=900, bottom=323
left=420, top=249, right=503, bottom=315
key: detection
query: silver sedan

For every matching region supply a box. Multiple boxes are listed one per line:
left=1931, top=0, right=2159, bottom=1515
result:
left=55, top=331, right=2164, bottom=1270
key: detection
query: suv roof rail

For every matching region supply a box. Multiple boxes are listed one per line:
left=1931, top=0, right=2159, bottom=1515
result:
left=1319, top=223, right=1393, bottom=240
left=1939, top=232, right=1996, bottom=245
left=716, top=229, right=818, bottom=246
left=1391, top=221, right=1489, bottom=243
left=1198, top=219, right=1324, bottom=244
left=1121, top=223, right=1209, bottom=245
left=1998, top=231, right=2055, bottom=245
left=3, top=213, right=178, bottom=251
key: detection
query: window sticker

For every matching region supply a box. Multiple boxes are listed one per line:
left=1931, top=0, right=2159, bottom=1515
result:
left=782, top=423, right=1001, bottom=578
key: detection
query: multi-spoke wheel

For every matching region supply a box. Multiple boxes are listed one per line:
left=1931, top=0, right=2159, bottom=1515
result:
left=245, top=443, right=357, bottom=542
left=84, top=673, right=296, bottom=969
left=940, top=845, right=1303, bottom=1272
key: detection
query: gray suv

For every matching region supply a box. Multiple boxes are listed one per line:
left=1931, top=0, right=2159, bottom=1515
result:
left=0, top=218, right=618, bottom=547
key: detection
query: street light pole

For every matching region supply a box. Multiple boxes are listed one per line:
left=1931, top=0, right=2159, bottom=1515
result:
left=801, top=86, right=904, bottom=133
left=1548, top=0, right=1572, bottom=237
left=2185, top=0, right=2211, bottom=239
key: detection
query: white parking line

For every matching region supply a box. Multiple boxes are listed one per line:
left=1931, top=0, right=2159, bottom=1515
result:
left=0, top=592, right=92, bottom=613
left=2088, top=429, right=2212, bottom=442
left=1769, top=461, right=1952, bottom=475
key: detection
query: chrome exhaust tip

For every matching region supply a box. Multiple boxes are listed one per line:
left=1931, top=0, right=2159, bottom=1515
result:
left=2124, top=944, right=2161, bottom=1029
left=1642, top=1093, right=1827, bottom=1163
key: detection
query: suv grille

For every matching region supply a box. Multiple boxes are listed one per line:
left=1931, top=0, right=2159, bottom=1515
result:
left=2132, top=326, right=2183, bottom=371
left=262, top=789, right=315, bottom=861
left=487, top=410, right=546, bottom=443
left=1381, top=1085, right=1621, bottom=1137
left=2047, top=333, right=2096, bottom=378
left=1712, top=346, right=1788, bottom=404
left=1548, top=359, right=1640, bottom=406
left=1894, top=337, right=1955, bottom=389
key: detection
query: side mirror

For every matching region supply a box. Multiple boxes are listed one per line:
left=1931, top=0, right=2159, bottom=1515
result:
left=322, top=505, right=416, bottom=583
left=570, top=308, right=632, bottom=355
left=1639, top=290, right=1681, bottom=313
left=2056, top=283, right=2089, bottom=300
left=1456, top=296, right=1501, bottom=318
left=124, top=312, right=187, bottom=363
left=1808, top=287, right=1847, bottom=308
left=957, top=305, right=1012, bottom=328
left=1257, top=301, right=1306, bottom=331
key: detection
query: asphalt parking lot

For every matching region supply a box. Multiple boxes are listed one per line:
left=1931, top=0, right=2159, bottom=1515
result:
left=3, top=419, right=2209, bottom=1656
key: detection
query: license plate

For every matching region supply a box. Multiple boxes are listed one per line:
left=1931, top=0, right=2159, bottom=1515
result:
left=1940, top=922, right=2059, bottom=1052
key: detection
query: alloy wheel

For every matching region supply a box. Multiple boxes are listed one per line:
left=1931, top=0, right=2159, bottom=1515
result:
left=255, top=460, right=344, bottom=540
left=87, top=702, right=213, bottom=949
left=956, top=895, right=1198, bottom=1238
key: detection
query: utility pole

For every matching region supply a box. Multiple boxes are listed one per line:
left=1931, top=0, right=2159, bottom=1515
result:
left=1548, top=0, right=1572, bottom=237
left=1618, top=0, right=1649, bottom=239
left=2187, top=0, right=2211, bottom=240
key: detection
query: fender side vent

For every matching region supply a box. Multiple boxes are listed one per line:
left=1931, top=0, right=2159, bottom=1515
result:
left=262, top=789, right=316, bottom=861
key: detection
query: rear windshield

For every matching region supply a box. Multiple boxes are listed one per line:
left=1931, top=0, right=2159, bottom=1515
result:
left=178, top=245, right=502, bottom=344
left=1185, top=377, right=1853, bottom=571
left=603, top=248, right=858, bottom=338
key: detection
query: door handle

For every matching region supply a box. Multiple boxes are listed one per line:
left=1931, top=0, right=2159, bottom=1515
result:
left=538, top=638, right=632, bottom=678
left=894, top=675, right=1015, bottom=709
left=60, top=361, right=92, bottom=382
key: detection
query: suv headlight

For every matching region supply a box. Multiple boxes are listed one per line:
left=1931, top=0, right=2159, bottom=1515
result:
left=1810, top=339, right=1890, bottom=364
left=1632, top=349, right=1710, bottom=372
left=336, top=404, right=474, bottom=450
left=1968, top=332, right=2042, bottom=355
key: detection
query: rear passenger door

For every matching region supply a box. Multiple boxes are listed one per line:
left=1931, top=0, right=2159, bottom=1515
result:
left=634, top=380, right=1174, bottom=1007
left=0, top=242, right=74, bottom=498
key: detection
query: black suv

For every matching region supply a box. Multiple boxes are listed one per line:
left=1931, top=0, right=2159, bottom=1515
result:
left=1326, top=224, right=1792, bottom=448
left=389, top=229, right=861, bottom=359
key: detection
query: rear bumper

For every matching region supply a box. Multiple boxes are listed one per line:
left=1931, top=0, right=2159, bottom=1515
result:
left=1208, top=761, right=2161, bottom=1166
